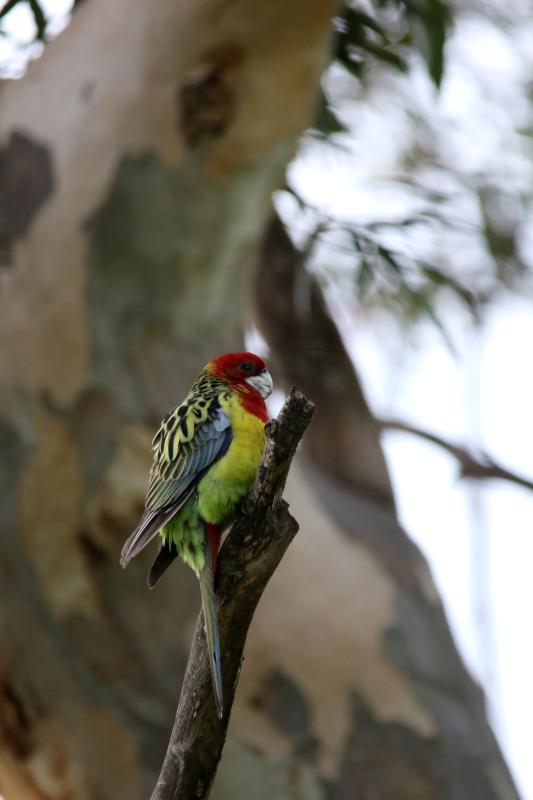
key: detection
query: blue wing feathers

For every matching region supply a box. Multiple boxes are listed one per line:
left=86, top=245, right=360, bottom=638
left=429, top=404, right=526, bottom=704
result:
left=120, top=403, right=232, bottom=568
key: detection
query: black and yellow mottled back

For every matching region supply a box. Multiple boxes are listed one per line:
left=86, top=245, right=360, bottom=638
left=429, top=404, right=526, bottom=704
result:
left=119, top=370, right=232, bottom=567
left=147, top=373, right=231, bottom=510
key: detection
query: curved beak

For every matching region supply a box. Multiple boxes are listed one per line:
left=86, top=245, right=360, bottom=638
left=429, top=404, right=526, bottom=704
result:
left=245, top=368, right=273, bottom=399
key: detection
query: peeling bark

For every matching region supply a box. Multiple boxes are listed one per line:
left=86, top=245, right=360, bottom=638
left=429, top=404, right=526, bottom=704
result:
left=0, top=131, right=54, bottom=267
left=0, top=0, right=336, bottom=797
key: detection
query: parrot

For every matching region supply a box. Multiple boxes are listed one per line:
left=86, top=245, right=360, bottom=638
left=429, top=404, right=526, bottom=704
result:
left=120, top=351, right=273, bottom=718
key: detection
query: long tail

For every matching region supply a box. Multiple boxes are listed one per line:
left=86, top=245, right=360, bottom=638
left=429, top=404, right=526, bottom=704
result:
left=198, top=534, right=223, bottom=719
left=120, top=487, right=196, bottom=568
left=120, top=507, right=175, bottom=568
left=147, top=541, right=178, bottom=588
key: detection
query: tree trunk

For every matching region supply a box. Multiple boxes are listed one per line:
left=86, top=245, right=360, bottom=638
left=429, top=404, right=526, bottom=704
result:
left=0, top=1, right=519, bottom=798
left=0, top=1, right=336, bottom=797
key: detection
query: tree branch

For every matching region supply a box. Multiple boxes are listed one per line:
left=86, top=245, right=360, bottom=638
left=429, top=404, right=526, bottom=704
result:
left=150, top=387, right=315, bottom=800
left=379, top=417, right=533, bottom=493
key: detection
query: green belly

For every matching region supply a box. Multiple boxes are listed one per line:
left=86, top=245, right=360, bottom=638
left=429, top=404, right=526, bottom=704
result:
left=161, top=497, right=206, bottom=574
left=161, top=393, right=266, bottom=574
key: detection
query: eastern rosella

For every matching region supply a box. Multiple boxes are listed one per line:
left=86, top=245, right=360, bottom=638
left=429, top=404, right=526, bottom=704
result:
left=120, top=352, right=273, bottom=718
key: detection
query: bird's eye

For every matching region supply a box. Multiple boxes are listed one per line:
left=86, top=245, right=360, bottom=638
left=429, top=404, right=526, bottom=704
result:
left=240, top=361, right=254, bottom=374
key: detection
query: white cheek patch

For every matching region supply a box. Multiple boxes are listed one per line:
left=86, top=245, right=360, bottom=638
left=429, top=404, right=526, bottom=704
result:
left=245, top=370, right=273, bottom=399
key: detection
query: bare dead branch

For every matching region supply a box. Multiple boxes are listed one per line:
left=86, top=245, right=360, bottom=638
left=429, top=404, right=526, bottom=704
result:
left=149, top=387, right=315, bottom=800
left=379, top=417, right=533, bottom=494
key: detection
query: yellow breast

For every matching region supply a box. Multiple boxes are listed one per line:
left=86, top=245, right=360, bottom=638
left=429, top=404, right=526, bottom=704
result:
left=197, top=392, right=266, bottom=525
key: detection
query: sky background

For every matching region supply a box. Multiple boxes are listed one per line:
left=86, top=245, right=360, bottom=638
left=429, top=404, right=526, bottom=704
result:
left=2, top=1, right=532, bottom=797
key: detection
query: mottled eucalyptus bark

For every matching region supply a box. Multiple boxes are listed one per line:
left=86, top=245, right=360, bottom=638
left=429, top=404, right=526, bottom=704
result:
left=0, top=0, right=336, bottom=797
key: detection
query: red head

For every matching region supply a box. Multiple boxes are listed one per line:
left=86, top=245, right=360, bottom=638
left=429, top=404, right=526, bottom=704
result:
left=207, top=352, right=273, bottom=420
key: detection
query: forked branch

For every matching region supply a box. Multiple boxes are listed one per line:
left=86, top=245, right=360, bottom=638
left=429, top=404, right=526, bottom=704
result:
left=150, top=387, right=315, bottom=800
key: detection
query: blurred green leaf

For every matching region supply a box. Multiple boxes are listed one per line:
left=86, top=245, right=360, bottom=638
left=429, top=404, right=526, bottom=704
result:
left=378, top=245, right=404, bottom=276
left=401, top=0, right=450, bottom=86
left=314, top=88, right=348, bottom=135
left=421, top=266, right=479, bottom=317
left=0, top=0, right=47, bottom=42
left=356, top=258, right=373, bottom=296
left=28, top=0, right=46, bottom=41
left=341, top=8, right=389, bottom=42
left=351, top=39, right=407, bottom=72
left=0, top=0, right=20, bottom=20
left=333, top=0, right=450, bottom=87
left=333, top=4, right=409, bottom=81
left=336, top=47, right=364, bottom=79
left=283, top=186, right=307, bottom=212
left=400, top=283, right=456, bottom=350
left=293, top=205, right=480, bottom=345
